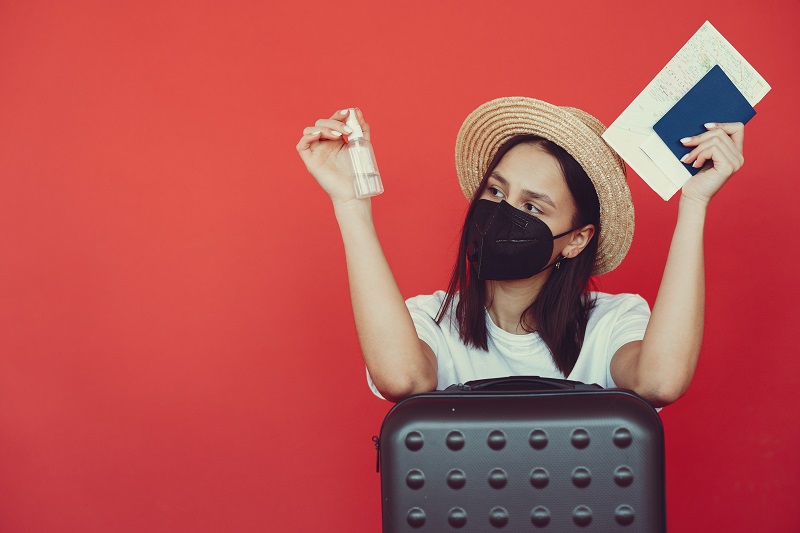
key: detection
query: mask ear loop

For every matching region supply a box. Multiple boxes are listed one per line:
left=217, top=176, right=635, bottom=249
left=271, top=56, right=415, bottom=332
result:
left=549, top=225, right=579, bottom=272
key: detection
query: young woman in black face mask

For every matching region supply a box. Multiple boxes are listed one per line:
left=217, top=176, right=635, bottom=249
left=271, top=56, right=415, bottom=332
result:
left=296, top=97, right=745, bottom=406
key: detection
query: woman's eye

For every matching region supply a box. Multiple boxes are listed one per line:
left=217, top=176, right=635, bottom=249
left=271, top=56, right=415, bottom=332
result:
left=489, top=186, right=503, bottom=198
left=523, top=203, right=542, bottom=214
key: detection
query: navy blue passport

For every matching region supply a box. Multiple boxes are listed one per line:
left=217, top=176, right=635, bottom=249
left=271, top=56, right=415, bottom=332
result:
left=653, top=65, right=755, bottom=175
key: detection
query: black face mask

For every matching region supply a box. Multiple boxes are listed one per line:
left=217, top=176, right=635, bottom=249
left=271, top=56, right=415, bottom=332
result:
left=466, top=199, right=574, bottom=281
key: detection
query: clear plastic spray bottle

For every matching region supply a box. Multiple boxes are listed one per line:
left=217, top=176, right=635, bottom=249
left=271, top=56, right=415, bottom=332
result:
left=345, top=109, right=384, bottom=199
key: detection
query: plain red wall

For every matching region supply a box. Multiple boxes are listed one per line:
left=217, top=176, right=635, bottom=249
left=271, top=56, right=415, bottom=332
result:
left=1, top=1, right=797, bottom=531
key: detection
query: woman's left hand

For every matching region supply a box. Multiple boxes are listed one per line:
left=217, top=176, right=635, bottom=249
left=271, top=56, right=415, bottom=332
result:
left=679, top=122, right=745, bottom=205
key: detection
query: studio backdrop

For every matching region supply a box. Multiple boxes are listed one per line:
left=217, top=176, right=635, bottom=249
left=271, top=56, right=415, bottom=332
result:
left=1, top=1, right=797, bottom=531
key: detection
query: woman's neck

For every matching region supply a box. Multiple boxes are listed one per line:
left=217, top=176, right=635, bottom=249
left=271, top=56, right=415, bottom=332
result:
left=485, top=274, right=550, bottom=334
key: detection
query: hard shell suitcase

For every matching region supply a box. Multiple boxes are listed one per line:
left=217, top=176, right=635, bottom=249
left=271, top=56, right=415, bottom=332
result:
left=375, top=377, right=665, bottom=532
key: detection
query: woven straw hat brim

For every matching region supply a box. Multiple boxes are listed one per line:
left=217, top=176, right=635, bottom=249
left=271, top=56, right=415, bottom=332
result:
left=455, top=96, right=634, bottom=275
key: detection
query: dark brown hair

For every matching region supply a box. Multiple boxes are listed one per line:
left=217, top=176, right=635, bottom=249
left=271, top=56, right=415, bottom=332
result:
left=435, top=135, right=600, bottom=376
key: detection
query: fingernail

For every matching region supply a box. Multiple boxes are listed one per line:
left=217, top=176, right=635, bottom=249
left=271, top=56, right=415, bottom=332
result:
left=343, top=126, right=353, bottom=134
left=680, top=137, right=692, bottom=144
left=704, top=122, right=716, bottom=129
left=311, top=130, right=321, bottom=135
left=339, top=109, right=348, bottom=116
left=331, top=130, right=343, bottom=137
left=680, top=153, right=690, bottom=163
left=692, top=160, right=701, bottom=168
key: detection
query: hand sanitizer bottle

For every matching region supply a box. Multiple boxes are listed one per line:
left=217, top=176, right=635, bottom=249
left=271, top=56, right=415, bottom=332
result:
left=345, top=109, right=384, bottom=199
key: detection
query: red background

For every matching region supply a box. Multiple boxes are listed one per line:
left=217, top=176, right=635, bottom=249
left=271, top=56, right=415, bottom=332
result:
left=1, top=1, right=797, bottom=531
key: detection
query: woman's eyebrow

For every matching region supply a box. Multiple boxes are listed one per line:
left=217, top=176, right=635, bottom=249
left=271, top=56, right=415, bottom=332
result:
left=489, top=171, right=557, bottom=209
left=522, top=189, right=557, bottom=209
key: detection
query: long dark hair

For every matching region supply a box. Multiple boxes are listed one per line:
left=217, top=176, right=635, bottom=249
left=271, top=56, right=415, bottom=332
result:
left=435, top=135, right=601, bottom=376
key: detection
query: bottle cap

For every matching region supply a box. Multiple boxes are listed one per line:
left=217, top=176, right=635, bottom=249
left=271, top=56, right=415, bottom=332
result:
left=345, top=108, right=365, bottom=140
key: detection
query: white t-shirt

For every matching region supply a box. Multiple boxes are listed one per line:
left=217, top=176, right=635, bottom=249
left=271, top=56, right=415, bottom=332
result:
left=367, top=291, right=650, bottom=398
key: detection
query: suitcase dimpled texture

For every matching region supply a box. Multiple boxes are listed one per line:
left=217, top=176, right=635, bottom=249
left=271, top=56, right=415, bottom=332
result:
left=377, top=380, right=665, bottom=532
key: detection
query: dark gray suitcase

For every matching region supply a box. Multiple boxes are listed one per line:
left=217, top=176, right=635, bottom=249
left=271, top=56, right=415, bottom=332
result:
left=375, top=377, right=665, bottom=532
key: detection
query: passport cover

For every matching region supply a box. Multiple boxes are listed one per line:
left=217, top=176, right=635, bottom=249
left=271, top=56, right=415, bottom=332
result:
left=653, top=64, right=755, bottom=175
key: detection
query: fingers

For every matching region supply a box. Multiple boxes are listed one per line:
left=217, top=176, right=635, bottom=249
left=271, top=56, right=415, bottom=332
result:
left=296, top=112, right=351, bottom=154
left=296, top=130, right=322, bottom=153
left=680, top=135, right=739, bottom=169
left=304, top=123, right=347, bottom=141
left=706, top=122, right=744, bottom=154
left=297, top=126, right=339, bottom=154
left=328, top=108, right=350, bottom=121
left=682, top=140, right=741, bottom=175
left=681, top=122, right=745, bottom=153
left=297, top=107, right=370, bottom=154
left=330, top=107, right=371, bottom=141
left=679, top=123, right=744, bottom=170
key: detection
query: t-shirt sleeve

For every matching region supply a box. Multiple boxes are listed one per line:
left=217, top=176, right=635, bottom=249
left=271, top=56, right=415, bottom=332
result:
left=604, top=294, right=651, bottom=388
left=404, top=293, right=446, bottom=355
left=365, top=292, right=447, bottom=399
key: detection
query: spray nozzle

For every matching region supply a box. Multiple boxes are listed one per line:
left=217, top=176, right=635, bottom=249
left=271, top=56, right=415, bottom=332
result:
left=345, top=108, right=365, bottom=140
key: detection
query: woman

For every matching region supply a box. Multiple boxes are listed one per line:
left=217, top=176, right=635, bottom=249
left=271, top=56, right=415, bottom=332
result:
left=296, top=97, right=744, bottom=407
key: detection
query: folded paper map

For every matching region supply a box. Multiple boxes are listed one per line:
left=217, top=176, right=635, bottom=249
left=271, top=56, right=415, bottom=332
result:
left=602, top=21, right=770, bottom=200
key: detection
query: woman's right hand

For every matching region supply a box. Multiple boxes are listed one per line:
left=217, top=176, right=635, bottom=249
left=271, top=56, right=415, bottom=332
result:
left=297, top=108, right=437, bottom=401
left=296, top=108, right=370, bottom=205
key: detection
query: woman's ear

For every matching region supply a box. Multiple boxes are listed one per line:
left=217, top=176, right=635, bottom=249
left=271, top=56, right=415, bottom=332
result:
left=560, top=224, right=595, bottom=259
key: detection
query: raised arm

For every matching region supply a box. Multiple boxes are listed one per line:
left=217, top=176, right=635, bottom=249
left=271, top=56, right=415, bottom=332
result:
left=296, top=108, right=437, bottom=401
left=611, top=122, right=745, bottom=407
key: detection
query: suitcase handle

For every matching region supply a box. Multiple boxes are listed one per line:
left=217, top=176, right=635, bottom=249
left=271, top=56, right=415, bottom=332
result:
left=453, top=376, right=602, bottom=391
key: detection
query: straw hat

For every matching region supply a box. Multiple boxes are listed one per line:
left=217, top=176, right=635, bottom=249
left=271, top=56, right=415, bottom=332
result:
left=455, top=96, right=634, bottom=275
